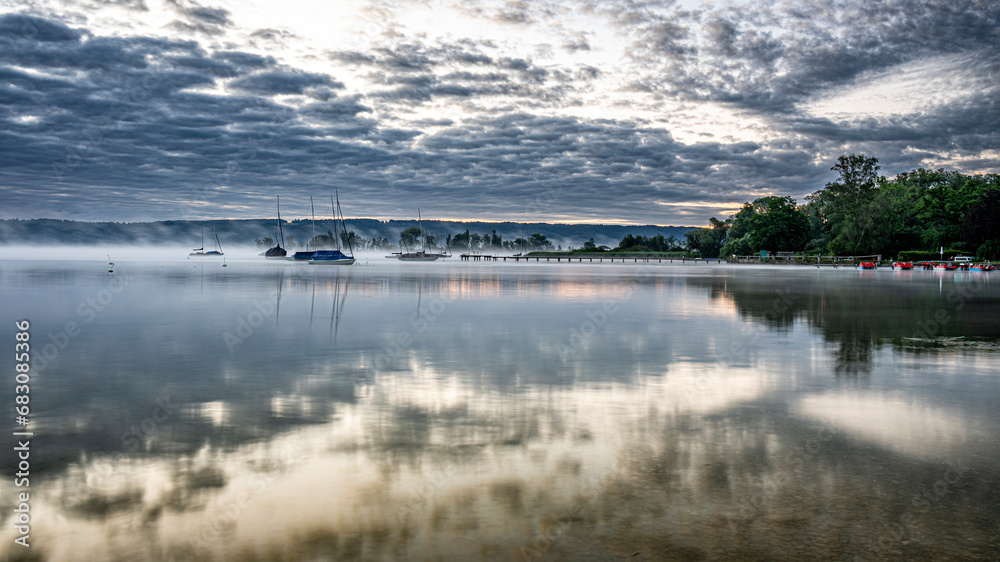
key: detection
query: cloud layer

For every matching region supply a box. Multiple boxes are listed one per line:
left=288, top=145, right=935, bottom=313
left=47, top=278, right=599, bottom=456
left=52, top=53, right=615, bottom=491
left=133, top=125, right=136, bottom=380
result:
left=0, top=0, right=997, bottom=224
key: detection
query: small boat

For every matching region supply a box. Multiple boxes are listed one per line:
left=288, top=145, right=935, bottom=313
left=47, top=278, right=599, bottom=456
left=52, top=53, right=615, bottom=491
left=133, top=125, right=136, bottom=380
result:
left=429, top=246, right=453, bottom=259
left=264, top=195, right=288, bottom=259
left=398, top=251, right=440, bottom=261
left=309, top=249, right=355, bottom=265
left=970, top=263, right=995, bottom=272
left=891, top=262, right=913, bottom=270
left=933, top=263, right=958, bottom=270
left=309, top=192, right=355, bottom=266
left=398, top=209, right=439, bottom=261
left=858, top=262, right=876, bottom=269
left=292, top=196, right=319, bottom=261
left=920, top=262, right=935, bottom=270
left=190, top=226, right=224, bottom=257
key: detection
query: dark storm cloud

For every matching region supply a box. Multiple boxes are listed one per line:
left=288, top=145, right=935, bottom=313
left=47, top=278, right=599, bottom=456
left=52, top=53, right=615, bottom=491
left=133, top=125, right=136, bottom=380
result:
left=0, top=9, right=777, bottom=224
left=331, top=41, right=495, bottom=72
left=0, top=14, right=82, bottom=42
left=164, top=0, right=233, bottom=36
left=93, top=0, right=149, bottom=9
left=229, top=70, right=344, bottom=95
left=213, top=51, right=275, bottom=69
left=335, top=39, right=588, bottom=109
left=0, top=14, right=407, bottom=220
left=0, top=0, right=997, bottom=224
left=618, top=0, right=1000, bottom=112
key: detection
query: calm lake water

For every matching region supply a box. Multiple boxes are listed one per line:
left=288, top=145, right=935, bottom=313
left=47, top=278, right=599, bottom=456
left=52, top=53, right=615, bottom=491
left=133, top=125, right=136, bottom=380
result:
left=2, top=256, right=1000, bottom=561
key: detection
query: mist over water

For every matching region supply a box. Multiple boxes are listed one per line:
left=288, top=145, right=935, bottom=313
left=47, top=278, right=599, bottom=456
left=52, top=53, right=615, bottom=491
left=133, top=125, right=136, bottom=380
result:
left=1, top=258, right=999, bottom=560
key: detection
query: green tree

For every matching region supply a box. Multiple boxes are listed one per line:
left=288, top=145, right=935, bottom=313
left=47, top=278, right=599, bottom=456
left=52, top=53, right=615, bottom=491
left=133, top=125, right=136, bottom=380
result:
left=684, top=217, right=727, bottom=257
left=746, top=196, right=809, bottom=252
left=719, top=196, right=808, bottom=255
left=962, top=187, right=1000, bottom=250
left=813, top=154, right=886, bottom=254
left=400, top=226, right=423, bottom=250
left=452, top=229, right=471, bottom=251
left=719, top=200, right=759, bottom=256
left=529, top=233, right=553, bottom=250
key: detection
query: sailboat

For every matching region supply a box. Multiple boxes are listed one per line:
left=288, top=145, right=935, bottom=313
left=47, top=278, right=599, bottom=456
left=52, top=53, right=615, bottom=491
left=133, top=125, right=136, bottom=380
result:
left=398, top=209, right=439, bottom=261
left=264, top=195, right=287, bottom=259
left=292, top=196, right=318, bottom=261
left=310, top=192, right=356, bottom=265
left=190, top=226, right=224, bottom=257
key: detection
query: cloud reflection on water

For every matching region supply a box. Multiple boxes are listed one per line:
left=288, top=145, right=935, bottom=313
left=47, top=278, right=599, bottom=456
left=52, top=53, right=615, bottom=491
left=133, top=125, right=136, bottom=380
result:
left=0, top=261, right=998, bottom=560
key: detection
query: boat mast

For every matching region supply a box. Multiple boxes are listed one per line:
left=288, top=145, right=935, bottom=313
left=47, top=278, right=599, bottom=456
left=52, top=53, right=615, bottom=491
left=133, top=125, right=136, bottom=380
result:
left=330, top=196, right=340, bottom=252
left=214, top=226, right=223, bottom=252
left=276, top=195, right=285, bottom=248
left=310, top=196, right=316, bottom=251
left=336, top=190, right=354, bottom=257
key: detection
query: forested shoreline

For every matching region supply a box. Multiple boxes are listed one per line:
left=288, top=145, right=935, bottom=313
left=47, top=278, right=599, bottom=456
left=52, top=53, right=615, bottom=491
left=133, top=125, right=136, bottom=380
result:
left=684, top=155, right=1000, bottom=260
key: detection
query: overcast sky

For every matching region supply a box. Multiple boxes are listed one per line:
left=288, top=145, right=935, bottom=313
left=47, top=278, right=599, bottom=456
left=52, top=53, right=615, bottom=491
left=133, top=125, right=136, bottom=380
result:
left=1, top=0, right=997, bottom=225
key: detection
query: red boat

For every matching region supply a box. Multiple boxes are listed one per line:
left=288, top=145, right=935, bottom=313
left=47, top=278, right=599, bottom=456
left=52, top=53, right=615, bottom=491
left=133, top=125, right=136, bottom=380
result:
left=858, top=262, right=876, bottom=269
left=892, top=262, right=914, bottom=270
left=920, top=262, right=935, bottom=269
left=933, top=263, right=958, bottom=270
left=970, top=264, right=995, bottom=272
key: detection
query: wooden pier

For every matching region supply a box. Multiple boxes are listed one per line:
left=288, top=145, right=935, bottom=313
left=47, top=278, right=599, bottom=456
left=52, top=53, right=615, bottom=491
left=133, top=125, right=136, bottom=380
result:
left=460, top=254, right=721, bottom=264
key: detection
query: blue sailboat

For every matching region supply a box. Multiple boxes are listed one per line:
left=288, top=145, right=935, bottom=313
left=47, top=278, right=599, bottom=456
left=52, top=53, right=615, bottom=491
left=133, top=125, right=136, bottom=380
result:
left=292, top=196, right=318, bottom=261
left=310, top=192, right=355, bottom=265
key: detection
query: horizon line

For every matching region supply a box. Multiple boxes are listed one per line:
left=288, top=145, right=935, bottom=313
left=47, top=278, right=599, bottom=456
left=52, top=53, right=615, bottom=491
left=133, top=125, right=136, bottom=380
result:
left=2, top=217, right=703, bottom=229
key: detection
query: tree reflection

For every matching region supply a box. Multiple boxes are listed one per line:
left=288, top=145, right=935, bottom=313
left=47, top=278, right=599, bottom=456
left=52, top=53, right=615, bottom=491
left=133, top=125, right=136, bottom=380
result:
left=690, top=270, right=999, bottom=376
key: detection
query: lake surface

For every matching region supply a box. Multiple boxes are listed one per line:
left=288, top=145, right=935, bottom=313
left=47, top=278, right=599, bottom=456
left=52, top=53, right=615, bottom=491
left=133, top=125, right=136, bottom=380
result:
left=2, top=256, right=1000, bottom=561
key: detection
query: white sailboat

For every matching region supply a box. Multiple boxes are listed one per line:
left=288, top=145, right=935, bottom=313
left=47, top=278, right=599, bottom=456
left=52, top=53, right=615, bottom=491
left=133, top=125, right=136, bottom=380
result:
left=190, top=226, right=224, bottom=257
left=398, top=209, right=439, bottom=261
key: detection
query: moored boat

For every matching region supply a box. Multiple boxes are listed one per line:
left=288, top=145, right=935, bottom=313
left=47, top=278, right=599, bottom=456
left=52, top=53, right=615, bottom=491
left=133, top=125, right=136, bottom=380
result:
left=398, top=251, right=440, bottom=261
left=933, top=263, right=958, bottom=270
left=858, top=262, right=876, bottom=269
left=892, top=262, right=913, bottom=270
left=397, top=208, right=440, bottom=261
left=190, top=226, right=224, bottom=257
left=309, top=249, right=355, bottom=265
left=264, top=195, right=287, bottom=259
left=309, top=192, right=355, bottom=266
left=970, top=263, right=995, bottom=272
left=292, top=196, right=320, bottom=261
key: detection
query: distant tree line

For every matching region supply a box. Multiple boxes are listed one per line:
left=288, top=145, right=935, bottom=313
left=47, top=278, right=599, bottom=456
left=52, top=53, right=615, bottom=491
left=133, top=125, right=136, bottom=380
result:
left=255, top=230, right=393, bottom=251
left=569, top=234, right=686, bottom=253
left=257, top=227, right=562, bottom=253
left=683, top=154, right=1000, bottom=260
left=396, top=228, right=558, bottom=252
